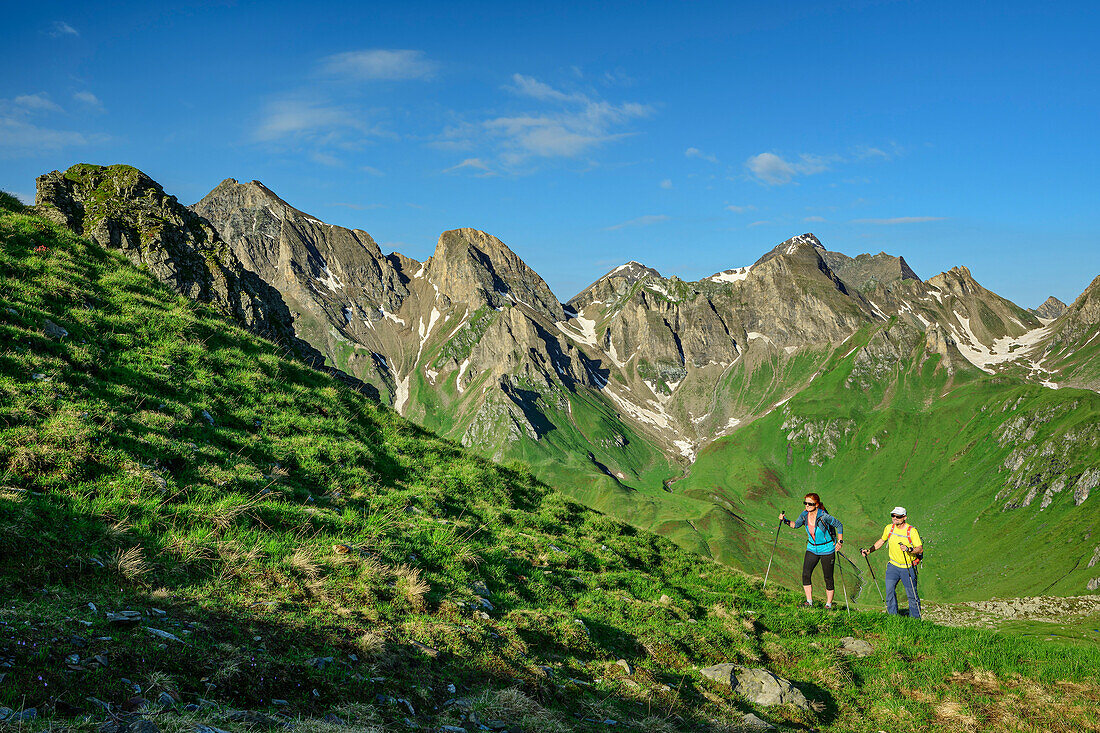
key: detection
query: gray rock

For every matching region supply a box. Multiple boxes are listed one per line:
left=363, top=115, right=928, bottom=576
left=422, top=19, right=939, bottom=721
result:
left=128, top=721, right=162, bottom=733
left=0, top=708, right=10, bottom=721
left=158, top=692, right=177, bottom=707
left=43, top=319, right=68, bottom=339
left=194, top=727, right=233, bottom=733
left=7, top=708, right=36, bottom=721
left=107, top=610, right=143, bottom=626
left=741, top=712, right=775, bottom=730
left=838, top=636, right=874, bottom=657
left=201, top=410, right=215, bottom=426
left=410, top=640, right=440, bottom=658
left=144, top=627, right=183, bottom=643
left=615, top=659, right=634, bottom=675
left=700, top=664, right=810, bottom=710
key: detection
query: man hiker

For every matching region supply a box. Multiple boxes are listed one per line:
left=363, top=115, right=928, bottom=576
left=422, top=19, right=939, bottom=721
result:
left=779, top=492, right=844, bottom=608
left=861, top=506, right=922, bottom=619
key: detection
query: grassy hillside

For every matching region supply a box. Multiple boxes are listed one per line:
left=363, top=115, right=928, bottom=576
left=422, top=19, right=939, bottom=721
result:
left=678, top=321, right=1100, bottom=602
left=3, top=194, right=1100, bottom=732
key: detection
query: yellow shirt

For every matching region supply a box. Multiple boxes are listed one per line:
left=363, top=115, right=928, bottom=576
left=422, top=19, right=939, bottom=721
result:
left=880, top=523, right=922, bottom=568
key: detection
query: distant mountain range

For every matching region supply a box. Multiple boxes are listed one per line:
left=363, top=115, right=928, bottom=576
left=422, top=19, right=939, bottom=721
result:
left=35, top=164, right=1100, bottom=599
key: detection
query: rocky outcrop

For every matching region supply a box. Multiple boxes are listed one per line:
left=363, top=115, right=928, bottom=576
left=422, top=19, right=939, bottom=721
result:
left=35, top=165, right=300, bottom=347
left=1033, top=296, right=1068, bottom=320
left=699, top=664, right=811, bottom=710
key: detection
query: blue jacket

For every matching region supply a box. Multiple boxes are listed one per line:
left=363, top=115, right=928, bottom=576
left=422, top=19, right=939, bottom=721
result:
left=792, top=509, right=843, bottom=555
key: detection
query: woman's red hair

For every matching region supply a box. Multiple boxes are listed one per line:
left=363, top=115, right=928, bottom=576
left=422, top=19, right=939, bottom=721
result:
left=804, top=492, right=828, bottom=514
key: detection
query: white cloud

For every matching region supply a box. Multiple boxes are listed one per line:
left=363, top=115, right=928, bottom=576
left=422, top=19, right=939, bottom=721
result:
left=360, top=165, right=385, bottom=176
left=73, top=91, right=105, bottom=112
left=601, top=214, right=669, bottom=231
left=660, top=179, right=672, bottom=189
left=310, top=151, right=346, bottom=167
left=438, top=74, right=652, bottom=169
left=49, top=21, right=79, bottom=38
left=725, top=204, right=756, bottom=213
left=747, top=220, right=771, bottom=227
left=443, top=158, right=496, bottom=176
left=746, top=152, right=839, bottom=185
left=253, top=96, right=367, bottom=142
left=0, top=117, right=107, bottom=157
left=508, top=74, right=587, bottom=104
left=852, top=216, right=947, bottom=224
left=804, top=215, right=827, bottom=222
left=747, top=153, right=797, bottom=184
left=320, top=49, right=437, bottom=81
left=14, top=93, right=62, bottom=113
left=685, top=147, right=718, bottom=163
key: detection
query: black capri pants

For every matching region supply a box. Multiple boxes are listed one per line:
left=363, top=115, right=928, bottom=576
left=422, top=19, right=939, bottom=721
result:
left=802, top=551, right=835, bottom=590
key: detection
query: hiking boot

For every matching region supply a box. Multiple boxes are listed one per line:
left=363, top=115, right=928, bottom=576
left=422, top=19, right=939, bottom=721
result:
left=824, top=603, right=833, bottom=610
left=802, top=600, right=813, bottom=608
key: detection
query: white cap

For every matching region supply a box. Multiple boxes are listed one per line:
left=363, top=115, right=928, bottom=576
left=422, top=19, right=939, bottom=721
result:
left=891, top=506, right=907, bottom=516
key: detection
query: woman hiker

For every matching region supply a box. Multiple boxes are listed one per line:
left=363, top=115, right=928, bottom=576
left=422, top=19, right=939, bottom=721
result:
left=779, top=493, right=844, bottom=608
left=861, top=506, right=922, bottom=619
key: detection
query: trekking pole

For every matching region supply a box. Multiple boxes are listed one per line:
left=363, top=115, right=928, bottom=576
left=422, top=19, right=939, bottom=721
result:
left=904, top=547, right=920, bottom=618
left=836, top=550, right=851, bottom=617
left=863, top=552, right=885, bottom=604
left=763, top=514, right=784, bottom=588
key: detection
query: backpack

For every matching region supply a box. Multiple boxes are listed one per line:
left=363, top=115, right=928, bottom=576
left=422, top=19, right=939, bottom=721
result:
left=901, top=525, right=923, bottom=566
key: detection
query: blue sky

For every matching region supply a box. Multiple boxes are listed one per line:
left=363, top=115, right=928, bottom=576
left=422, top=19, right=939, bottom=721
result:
left=3, top=1, right=1097, bottom=306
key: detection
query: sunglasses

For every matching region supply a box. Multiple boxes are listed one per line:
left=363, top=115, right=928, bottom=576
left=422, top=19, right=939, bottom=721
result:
left=804, top=502, right=817, bottom=506
left=891, top=514, right=905, bottom=518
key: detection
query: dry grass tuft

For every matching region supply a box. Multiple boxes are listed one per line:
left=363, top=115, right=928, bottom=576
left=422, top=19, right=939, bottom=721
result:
left=211, top=493, right=262, bottom=532
left=935, top=699, right=978, bottom=728
left=629, top=716, right=679, bottom=733
left=109, top=546, right=150, bottom=582
left=395, top=563, right=430, bottom=610
left=355, top=631, right=387, bottom=659
left=475, top=688, right=569, bottom=733
left=288, top=547, right=321, bottom=581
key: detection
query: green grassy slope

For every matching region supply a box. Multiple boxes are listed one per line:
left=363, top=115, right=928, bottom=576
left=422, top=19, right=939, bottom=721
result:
left=678, top=320, right=1100, bottom=602
left=4, top=196, right=1100, bottom=732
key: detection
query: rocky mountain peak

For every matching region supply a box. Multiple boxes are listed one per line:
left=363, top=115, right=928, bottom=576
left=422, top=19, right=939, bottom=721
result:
left=427, top=228, right=565, bottom=321
left=566, top=261, right=663, bottom=312
left=928, top=266, right=979, bottom=295
left=1033, top=296, right=1068, bottom=320
left=751, top=232, right=825, bottom=268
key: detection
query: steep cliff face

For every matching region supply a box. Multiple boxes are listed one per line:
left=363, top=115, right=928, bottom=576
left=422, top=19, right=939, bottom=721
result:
left=35, top=165, right=299, bottom=347
left=191, top=178, right=413, bottom=396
